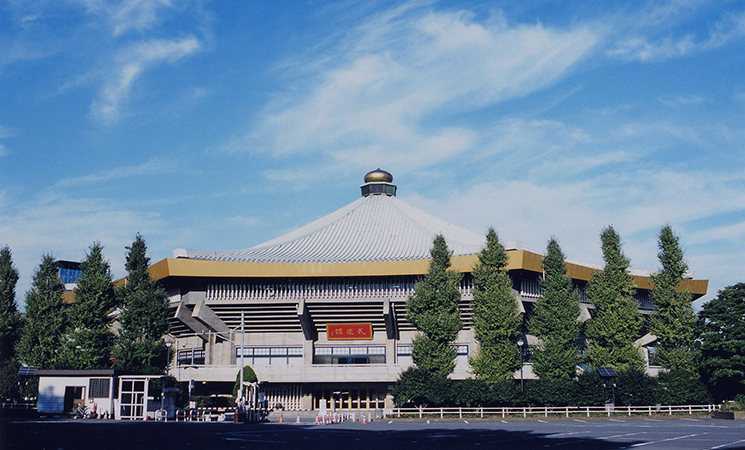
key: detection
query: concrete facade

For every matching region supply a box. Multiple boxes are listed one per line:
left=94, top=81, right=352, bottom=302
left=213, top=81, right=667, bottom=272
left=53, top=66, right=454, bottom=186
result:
left=153, top=170, right=708, bottom=411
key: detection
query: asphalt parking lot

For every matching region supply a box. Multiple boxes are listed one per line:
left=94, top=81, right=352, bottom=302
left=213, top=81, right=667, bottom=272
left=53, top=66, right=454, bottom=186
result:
left=3, top=416, right=745, bottom=450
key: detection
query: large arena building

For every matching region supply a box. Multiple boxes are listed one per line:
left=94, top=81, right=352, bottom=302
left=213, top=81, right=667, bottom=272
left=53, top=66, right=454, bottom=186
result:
left=150, top=169, right=708, bottom=411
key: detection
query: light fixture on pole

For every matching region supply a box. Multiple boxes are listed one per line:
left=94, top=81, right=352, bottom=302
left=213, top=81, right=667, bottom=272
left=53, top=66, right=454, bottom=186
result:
left=165, top=341, right=173, bottom=377
left=517, top=336, right=525, bottom=394
left=239, top=311, right=245, bottom=401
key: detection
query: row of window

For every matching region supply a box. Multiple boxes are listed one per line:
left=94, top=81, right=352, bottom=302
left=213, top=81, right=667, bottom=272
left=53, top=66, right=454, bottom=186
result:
left=236, top=347, right=304, bottom=357
left=397, top=344, right=469, bottom=355
left=315, top=346, right=385, bottom=356
left=178, top=349, right=205, bottom=366
left=177, top=344, right=470, bottom=366
left=206, top=275, right=475, bottom=301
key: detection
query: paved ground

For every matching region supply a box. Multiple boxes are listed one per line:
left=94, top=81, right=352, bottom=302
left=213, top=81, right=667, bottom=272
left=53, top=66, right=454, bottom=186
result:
left=3, top=416, right=745, bottom=450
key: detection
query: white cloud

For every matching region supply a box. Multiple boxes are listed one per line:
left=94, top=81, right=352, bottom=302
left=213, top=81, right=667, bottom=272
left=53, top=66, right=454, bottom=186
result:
left=110, top=0, right=175, bottom=36
left=607, top=35, right=696, bottom=61
left=0, top=125, right=15, bottom=139
left=76, top=0, right=176, bottom=36
left=242, top=4, right=598, bottom=169
left=688, top=219, right=745, bottom=246
left=0, top=193, right=169, bottom=302
left=407, top=164, right=745, bottom=278
left=55, top=157, right=179, bottom=187
left=607, top=7, right=745, bottom=61
left=91, top=36, right=202, bottom=123
left=658, top=95, right=706, bottom=107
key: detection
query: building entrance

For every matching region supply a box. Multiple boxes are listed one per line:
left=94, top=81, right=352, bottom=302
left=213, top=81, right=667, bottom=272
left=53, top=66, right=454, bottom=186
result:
left=313, top=387, right=386, bottom=410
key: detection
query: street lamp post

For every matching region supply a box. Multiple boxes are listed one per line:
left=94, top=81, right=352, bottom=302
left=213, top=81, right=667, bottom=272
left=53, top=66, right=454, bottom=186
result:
left=167, top=314, right=248, bottom=420
left=238, top=311, right=245, bottom=422
left=165, top=340, right=173, bottom=379
left=517, top=337, right=525, bottom=394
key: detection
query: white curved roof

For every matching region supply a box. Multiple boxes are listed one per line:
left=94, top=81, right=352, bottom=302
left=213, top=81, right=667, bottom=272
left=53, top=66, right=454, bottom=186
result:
left=176, top=193, right=486, bottom=263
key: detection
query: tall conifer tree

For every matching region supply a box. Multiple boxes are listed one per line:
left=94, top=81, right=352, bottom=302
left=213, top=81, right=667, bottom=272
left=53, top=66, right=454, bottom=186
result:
left=699, top=283, right=745, bottom=401
left=649, top=226, right=698, bottom=374
left=0, top=246, right=22, bottom=367
left=113, top=234, right=170, bottom=374
left=17, top=255, right=66, bottom=369
left=530, top=238, right=581, bottom=379
left=406, top=234, right=462, bottom=378
left=585, top=226, right=644, bottom=370
left=65, top=243, right=116, bottom=369
left=470, top=228, right=521, bottom=382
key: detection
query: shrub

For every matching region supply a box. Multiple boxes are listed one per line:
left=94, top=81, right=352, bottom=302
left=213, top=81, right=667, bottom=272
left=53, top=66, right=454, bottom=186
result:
left=655, top=370, right=712, bottom=405
left=232, top=365, right=258, bottom=400
left=571, top=371, right=605, bottom=406
left=616, top=368, right=657, bottom=406
left=526, top=378, right=575, bottom=406
left=452, top=378, right=488, bottom=407
left=488, top=379, right=521, bottom=406
left=393, top=367, right=439, bottom=407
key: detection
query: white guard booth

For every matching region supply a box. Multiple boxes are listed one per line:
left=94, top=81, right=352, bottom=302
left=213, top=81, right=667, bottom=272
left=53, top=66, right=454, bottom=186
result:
left=36, top=370, right=116, bottom=418
left=36, top=370, right=178, bottom=420
left=118, top=375, right=178, bottom=420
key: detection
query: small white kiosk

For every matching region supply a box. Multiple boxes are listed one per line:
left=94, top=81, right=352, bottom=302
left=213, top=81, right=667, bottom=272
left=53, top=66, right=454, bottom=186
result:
left=36, top=370, right=179, bottom=420
left=36, top=370, right=117, bottom=418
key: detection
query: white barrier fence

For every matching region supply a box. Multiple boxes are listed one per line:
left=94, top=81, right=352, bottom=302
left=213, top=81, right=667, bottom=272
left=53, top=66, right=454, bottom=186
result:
left=385, top=404, right=721, bottom=419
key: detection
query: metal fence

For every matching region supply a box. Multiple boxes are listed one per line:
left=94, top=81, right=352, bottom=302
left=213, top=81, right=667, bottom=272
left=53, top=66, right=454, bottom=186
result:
left=0, top=402, right=36, bottom=411
left=384, top=404, right=721, bottom=419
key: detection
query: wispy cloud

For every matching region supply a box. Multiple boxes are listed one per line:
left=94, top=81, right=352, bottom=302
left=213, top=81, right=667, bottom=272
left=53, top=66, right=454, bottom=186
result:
left=237, top=3, right=598, bottom=174
left=607, top=6, right=745, bottom=61
left=2, top=0, right=207, bottom=125
left=0, top=192, right=169, bottom=297
left=55, top=157, right=179, bottom=187
left=91, top=36, right=202, bottom=124
left=76, top=0, right=178, bottom=37
left=110, top=0, right=175, bottom=36
left=658, top=95, right=706, bottom=107
left=416, top=165, right=745, bottom=276
left=0, top=125, right=14, bottom=157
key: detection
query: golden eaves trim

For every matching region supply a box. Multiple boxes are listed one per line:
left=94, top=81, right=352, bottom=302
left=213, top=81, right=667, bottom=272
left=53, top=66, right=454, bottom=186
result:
left=149, top=249, right=708, bottom=296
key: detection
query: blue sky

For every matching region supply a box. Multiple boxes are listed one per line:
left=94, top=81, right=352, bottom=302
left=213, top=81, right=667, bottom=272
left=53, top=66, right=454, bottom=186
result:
left=1, top=0, right=744, bottom=309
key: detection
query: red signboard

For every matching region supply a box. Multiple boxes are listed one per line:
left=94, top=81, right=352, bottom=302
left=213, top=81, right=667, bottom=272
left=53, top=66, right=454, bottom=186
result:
left=326, top=323, right=373, bottom=340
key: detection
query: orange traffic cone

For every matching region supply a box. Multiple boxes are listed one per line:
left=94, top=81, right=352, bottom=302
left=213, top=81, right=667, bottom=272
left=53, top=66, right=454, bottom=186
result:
left=296, top=415, right=301, bottom=423
left=279, top=411, right=284, bottom=423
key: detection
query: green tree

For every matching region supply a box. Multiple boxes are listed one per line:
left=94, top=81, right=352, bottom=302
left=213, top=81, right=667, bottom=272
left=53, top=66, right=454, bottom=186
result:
left=615, top=368, right=657, bottom=406
left=0, top=246, right=22, bottom=367
left=392, top=366, right=453, bottom=406
left=655, top=370, right=711, bottom=405
left=649, top=225, right=699, bottom=375
left=232, top=365, right=258, bottom=399
left=113, top=234, right=170, bottom=374
left=65, top=243, right=116, bottom=369
left=699, top=283, right=745, bottom=401
left=0, top=361, right=24, bottom=401
left=470, top=228, right=521, bottom=382
left=530, top=238, right=581, bottom=379
left=16, top=255, right=67, bottom=369
left=406, top=234, right=463, bottom=378
left=585, top=226, right=644, bottom=371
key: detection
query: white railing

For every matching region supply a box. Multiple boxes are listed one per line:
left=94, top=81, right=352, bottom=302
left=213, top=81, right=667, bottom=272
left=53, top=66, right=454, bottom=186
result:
left=263, top=385, right=303, bottom=411
left=385, top=404, right=721, bottom=419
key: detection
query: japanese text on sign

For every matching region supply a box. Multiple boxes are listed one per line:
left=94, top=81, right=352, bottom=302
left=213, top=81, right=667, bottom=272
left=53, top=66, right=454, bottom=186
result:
left=326, top=323, right=373, bottom=340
